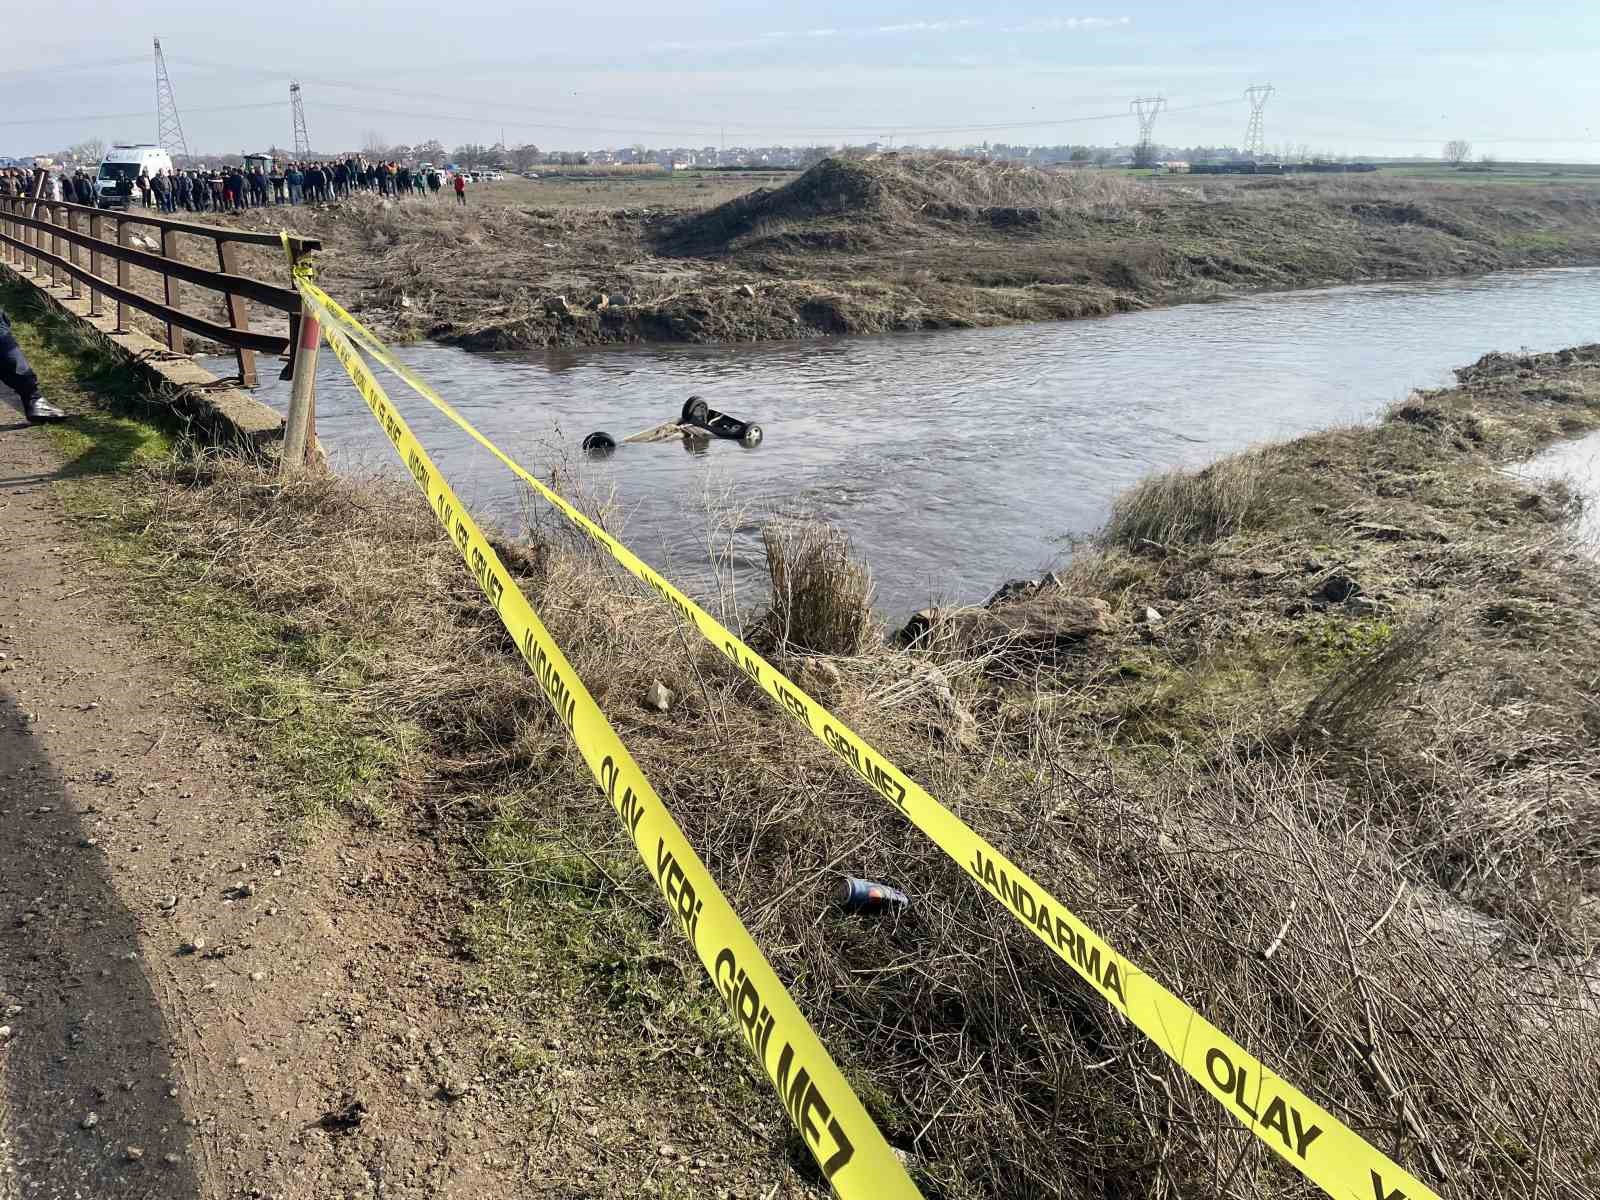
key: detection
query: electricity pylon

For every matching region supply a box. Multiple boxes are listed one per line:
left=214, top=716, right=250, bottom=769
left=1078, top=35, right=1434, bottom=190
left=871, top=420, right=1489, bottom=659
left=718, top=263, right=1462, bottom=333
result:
left=153, top=37, right=191, bottom=161
left=291, top=82, right=312, bottom=158
left=1131, top=96, right=1166, bottom=164
left=1244, top=83, right=1274, bottom=159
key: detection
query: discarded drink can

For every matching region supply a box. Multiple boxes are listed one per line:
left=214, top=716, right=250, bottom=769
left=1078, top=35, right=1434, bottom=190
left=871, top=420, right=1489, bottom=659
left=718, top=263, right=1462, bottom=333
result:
left=836, top=876, right=909, bottom=915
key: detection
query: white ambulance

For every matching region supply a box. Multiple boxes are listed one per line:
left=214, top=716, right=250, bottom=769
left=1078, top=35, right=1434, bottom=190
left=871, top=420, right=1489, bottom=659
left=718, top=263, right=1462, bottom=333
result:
left=96, top=144, right=174, bottom=208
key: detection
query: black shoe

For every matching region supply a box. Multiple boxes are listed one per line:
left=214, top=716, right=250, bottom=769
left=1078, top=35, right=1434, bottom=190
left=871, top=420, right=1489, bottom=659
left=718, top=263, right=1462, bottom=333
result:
left=24, top=396, right=67, bottom=424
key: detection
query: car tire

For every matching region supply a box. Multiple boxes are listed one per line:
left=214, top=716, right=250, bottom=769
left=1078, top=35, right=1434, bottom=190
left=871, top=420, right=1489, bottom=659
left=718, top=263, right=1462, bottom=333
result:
left=682, top=396, right=710, bottom=427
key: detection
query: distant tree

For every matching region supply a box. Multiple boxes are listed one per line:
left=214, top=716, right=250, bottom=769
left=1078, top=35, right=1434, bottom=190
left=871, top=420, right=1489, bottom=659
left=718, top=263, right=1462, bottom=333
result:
left=1479, top=152, right=1496, bottom=166
left=508, top=143, right=542, bottom=172
left=452, top=143, right=494, bottom=168
left=412, top=139, right=446, bottom=165
left=66, top=137, right=105, bottom=164
left=362, top=130, right=390, bottom=157
left=1444, top=139, right=1472, bottom=165
left=1068, top=146, right=1092, bottom=162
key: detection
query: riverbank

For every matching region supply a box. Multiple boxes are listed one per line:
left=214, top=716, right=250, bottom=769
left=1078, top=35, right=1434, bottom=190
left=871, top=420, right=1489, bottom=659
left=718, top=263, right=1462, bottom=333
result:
left=195, top=154, right=1600, bottom=351
left=5, top=280, right=1599, bottom=1197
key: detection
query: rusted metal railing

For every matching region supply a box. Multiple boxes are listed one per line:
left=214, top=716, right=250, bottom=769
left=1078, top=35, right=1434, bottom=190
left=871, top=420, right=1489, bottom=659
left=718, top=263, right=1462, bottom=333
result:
left=0, top=188, right=320, bottom=389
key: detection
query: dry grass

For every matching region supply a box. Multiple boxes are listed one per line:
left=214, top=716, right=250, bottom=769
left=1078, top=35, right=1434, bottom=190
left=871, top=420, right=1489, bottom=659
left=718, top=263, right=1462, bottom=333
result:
left=48, top=323, right=1600, bottom=1198
left=136, top=152, right=1600, bottom=354
left=760, top=520, right=877, bottom=656
left=1102, top=450, right=1279, bottom=548
left=843, top=150, right=1153, bottom=213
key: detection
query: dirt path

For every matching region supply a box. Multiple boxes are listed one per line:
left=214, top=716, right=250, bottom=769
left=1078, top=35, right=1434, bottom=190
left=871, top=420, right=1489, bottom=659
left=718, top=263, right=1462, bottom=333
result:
left=0, top=404, right=539, bottom=1197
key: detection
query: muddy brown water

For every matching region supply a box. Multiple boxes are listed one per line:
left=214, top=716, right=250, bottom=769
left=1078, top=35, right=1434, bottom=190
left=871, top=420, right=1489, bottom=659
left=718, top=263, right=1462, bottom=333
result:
left=210, top=267, right=1600, bottom=617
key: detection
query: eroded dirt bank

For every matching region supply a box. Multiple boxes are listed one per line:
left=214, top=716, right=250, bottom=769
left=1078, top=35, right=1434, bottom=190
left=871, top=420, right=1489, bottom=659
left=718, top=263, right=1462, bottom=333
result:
left=193, top=154, right=1600, bottom=352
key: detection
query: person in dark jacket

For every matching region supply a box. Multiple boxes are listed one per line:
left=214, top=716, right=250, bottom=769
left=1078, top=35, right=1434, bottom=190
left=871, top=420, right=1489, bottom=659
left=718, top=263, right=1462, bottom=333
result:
left=0, top=306, right=66, bottom=423
left=175, top=170, right=193, bottom=211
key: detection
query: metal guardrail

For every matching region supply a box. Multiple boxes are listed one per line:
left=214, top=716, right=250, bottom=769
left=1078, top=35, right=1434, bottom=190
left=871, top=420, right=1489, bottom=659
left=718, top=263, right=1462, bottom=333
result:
left=0, top=187, right=320, bottom=387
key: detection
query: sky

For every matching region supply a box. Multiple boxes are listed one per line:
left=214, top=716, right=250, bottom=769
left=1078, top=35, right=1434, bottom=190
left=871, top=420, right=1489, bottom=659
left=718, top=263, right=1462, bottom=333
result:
left=2, top=1, right=1598, bottom=161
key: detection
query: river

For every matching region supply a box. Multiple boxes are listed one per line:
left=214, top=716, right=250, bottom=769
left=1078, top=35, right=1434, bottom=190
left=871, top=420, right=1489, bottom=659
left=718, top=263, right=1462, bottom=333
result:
left=209, top=267, right=1600, bottom=616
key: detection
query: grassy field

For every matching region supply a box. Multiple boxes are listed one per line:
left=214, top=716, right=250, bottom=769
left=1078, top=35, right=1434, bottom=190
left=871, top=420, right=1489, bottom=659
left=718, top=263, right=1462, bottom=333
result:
left=1375, top=160, right=1600, bottom=184
left=481, top=169, right=795, bottom=210
left=173, top=152, right=1600, bottom=352
left=15, top=266, right=1600, bottom=1197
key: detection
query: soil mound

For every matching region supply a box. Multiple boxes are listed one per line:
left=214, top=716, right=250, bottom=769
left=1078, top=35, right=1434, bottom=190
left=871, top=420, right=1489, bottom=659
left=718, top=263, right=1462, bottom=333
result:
left=657, top=157, right=894, bottom=255
left=658, top=153, right=1143, bottom=256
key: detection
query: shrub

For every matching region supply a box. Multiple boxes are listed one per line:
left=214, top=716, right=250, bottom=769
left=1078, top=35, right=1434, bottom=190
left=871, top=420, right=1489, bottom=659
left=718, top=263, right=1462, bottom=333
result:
left=761, top=520, right=876, bottom=655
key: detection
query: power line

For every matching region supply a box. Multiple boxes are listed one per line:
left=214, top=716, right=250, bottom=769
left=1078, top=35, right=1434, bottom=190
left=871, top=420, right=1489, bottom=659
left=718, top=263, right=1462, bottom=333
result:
left=0, top=56, right=146, bottom=81
left=5, top=57, right=1592, bottom=150
left=893, top=96, right=1244, bottom=139
left=167, top=55, right=1249, bottom=139
left=308, top=95, right=1248, bottom=143
left=0, top=101, right=285, bottom=129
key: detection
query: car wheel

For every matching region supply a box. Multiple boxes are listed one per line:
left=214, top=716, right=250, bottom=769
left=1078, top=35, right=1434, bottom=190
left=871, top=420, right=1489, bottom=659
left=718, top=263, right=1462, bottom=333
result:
left=682, top=396, right=710, bottom=427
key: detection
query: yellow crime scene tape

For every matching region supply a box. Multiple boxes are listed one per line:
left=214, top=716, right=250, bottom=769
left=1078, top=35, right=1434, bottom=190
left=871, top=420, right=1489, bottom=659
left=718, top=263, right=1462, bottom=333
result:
left=291, top=270, right=1444, bottom=1200
left=289, top=268, right=923, bottom=1198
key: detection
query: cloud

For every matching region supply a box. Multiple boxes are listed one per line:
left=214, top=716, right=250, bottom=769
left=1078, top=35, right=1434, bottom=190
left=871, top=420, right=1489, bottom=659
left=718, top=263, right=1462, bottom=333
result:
left=657, top=16, right=1127, bottom=55
left=755, top=19, right=986, bottom=43
left=1000, top=17, right=1133, bottom=33
left=867, top=20, right=987, bottom=35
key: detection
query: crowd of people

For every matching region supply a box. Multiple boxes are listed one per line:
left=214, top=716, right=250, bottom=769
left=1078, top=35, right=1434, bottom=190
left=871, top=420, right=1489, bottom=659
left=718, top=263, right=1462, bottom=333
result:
left=0, top=158, right=471, bottom=213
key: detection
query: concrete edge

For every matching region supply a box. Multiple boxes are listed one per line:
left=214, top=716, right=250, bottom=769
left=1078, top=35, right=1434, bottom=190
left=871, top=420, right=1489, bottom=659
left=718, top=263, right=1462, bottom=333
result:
left=0, top=259, right=287, bottom=447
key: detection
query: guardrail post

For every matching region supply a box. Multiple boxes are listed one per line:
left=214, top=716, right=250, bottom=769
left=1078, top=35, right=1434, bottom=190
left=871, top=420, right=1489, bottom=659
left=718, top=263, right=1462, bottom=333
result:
left=282, top=309, right=320, bottom=471
left=20, top=200, right=34, bottom=274
left=160, top=227, right=184, bottom=353
left=115, top=216, right=131, bottom=333
left=25, top=172, right=44, bottom=276
left=49, top=204, right=61, bottom=289
left=214, top=237, right=257, bottom=386
left=88, top=211, right=104, bottom=317
left=66, top=208, right=82, bottom=301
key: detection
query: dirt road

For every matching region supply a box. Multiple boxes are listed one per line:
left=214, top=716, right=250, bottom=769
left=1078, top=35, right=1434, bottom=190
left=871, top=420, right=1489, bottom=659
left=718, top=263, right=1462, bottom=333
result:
left=0, top=404, right=544, bottom=1198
